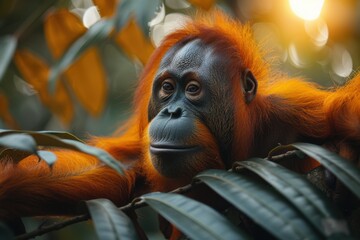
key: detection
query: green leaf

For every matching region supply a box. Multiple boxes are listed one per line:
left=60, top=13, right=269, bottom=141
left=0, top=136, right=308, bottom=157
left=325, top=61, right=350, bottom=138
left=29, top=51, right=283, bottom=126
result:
left=0, top=130, right=124, bottom=174
left=142, top=192, right=249, bottom=240
left=114, top=0, right=161, bottom=33
left=0, top=35, right=17, bottom=81
left=37, top=150, right=57, bottom=166
left=0, top=133, right=37, bottom=153
left=289, top=143, right=360, bottom=199
left=87, top=198, right=138, bottom=240
left=0, top=129, right=83, bottom=142
left=48, top=19, right=114, bottom=93
left=234, top=158, right=350, bottom=238
left=196, top=170, right=321, bottom=240
left=39, top=131, right=84, bottom=142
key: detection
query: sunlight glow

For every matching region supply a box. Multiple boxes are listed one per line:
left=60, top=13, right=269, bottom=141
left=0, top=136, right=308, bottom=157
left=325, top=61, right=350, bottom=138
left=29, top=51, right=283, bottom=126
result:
left=289, top=0, right=325, bottom=21
left=304, top=19, right=328, bottom=47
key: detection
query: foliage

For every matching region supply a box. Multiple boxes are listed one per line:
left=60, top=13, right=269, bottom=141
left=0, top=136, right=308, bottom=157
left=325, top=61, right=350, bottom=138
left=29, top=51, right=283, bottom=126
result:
left=0, top=130, right=124, bottom=174
left=0, top=0, right=215, bottom=132
left=0, top=130, right=359, bottom=239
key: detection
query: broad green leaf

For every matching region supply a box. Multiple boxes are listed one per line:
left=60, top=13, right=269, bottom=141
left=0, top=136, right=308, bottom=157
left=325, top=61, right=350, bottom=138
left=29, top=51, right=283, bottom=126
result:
left=234, top=158, right=350, bottom=238
left=0, top=134, right=37, bottom=153
left=0, top=36, right=17, bottom=81
left=37, top=150, right=57, bottom=166
left=196, top=170, right=321, bottom=240
left=48, top=19, right=113, bottom=93
left=61, top=139, right=124, bottom=174
left=0, top=130, right=124, bottom=174
left=87, top=198, right=138, bottom=240
left=114, top=0, right=161, bottom=33
left=282, top=143, right=360, bottom=198
left=0, top=130, right=83, bottom=142
left=39, top=131, right=84, bottom=142
left=142, top=192, right=249, bottom=240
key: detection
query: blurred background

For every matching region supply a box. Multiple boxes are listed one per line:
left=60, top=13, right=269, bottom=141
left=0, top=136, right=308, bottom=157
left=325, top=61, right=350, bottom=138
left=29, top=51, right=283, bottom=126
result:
left=0, top=0, right=359, bottom=139
left=0, top=0, right=359, bottom=238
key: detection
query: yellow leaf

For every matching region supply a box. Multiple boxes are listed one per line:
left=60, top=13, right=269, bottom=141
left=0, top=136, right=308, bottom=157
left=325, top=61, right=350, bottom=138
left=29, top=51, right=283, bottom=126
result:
left=188, top=0, right=215, bottom=10
left=64, top=47, right=107, bottom=116
left=0, top=92, right=19, bottom=129
left=45, top=9, right=86, bottom=58
left=115, top=18, right=154, bottom=64
left=13, top=50, right=73, bottom=124
left=93, top=0, right=117, bottom=17
left=45, top=9, right=107, bottom=116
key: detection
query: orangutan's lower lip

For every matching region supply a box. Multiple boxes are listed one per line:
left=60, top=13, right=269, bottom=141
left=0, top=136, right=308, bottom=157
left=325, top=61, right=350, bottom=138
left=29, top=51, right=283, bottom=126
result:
left=150, top=144, right=200, bottom=154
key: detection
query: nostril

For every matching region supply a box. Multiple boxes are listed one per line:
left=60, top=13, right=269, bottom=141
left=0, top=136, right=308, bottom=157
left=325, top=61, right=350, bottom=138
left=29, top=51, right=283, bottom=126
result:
left=170, top=107, right=182, bottom=118
left=163, top=106, right=182, bottom=118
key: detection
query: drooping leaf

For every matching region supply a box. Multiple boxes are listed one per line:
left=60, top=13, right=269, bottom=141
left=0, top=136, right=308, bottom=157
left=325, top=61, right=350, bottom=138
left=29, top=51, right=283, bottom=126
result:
left=276, top=143, right=360, bottom=198
left=61, top=139, right=124, bottom=174
left=87, top=198, right=139, bottom=240
left=39, top=131, right=84, bottom=142
left=115, top=18, right=154, bottom=64
left=234, top=158, right=350, bottom=238
left=142, top=192, right=249, bottom=240
left=0, top=129, right=83, bottom=142
left=64, top=48, right=107, bottom=116
left=0, top=130, right=124, bottom=174
left=0, top=35, right=17, bottom=81
left=37, top=150, right=57, bottom=166
left=45, top=9, right=86, bottom=59
left=47, top=17, right=112, bottom=92
left=114, top=0, right=161, bottom=33
left=13, top=49, right=73, bottom=124
left=196, top=170, right=322, bottom=240
left=0, top=134, right=37, bottom=153
left=45, top=9, right=108, bottom=116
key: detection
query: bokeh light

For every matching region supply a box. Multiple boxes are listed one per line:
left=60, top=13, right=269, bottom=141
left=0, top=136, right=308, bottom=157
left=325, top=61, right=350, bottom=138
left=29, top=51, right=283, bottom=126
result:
left=289, top=0, right=325, bottom=21
left=304, top=19, right=328, bottom=48
left=148, top=3, right=165, bottom=28
left=165, top=0, right=190, bottom=9
left=331, top=44, right=353, bottom=78
left=150, top=13, right=190, bottom=47
left=288, top=43, right=308, bottom=68
left=82, top=6, right=101, bottom=28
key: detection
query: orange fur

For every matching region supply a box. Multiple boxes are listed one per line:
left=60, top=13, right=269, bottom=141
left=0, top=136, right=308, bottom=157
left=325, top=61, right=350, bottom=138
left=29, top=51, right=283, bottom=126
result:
left=0, top=151, right=135, bottom=218
left=0, top=10, right=359, bottom=224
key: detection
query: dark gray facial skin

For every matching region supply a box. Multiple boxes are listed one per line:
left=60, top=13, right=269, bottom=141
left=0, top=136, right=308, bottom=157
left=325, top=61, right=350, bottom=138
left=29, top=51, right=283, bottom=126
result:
left=147, top=38, right=236, bottom=178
